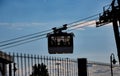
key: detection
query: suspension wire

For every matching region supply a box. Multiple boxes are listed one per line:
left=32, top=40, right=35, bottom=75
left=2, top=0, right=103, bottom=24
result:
left=67, top=13, right=99, bottom=26
left=0, top=33, right=47, bottom=47
left=0, top=13, right=101, bottom=48
left=0, top=29, right=51, bottom=44
left=66, top=20, right=96, bottom=32
left=68, top=22, right=96, bottom=32
left=0, top=2, right=113, bottom=50
left=67, top=17, right=98, bottom=29
left=0, top=19, right=97, bottom=48
left=0, top=37, right=46, bottom=50
left=67, top=3, right=112, bottom=27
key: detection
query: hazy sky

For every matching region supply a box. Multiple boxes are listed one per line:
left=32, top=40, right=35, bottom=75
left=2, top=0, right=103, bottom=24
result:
left=0, top=0, right=118, bottom=63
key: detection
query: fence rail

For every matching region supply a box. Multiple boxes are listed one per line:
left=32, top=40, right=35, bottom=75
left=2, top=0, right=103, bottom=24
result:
left=0, top=52, right=120, bottom=76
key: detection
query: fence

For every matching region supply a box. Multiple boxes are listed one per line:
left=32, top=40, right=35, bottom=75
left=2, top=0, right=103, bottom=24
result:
left=0, top=52, right=120, bottom=76
left=0, top=52, right=78, bottom=76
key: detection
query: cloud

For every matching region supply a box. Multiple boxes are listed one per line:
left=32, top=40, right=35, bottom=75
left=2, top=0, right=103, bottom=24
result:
left=0, top=22, right=38, bottom=26
left=0, top=22, right=47, bottom=30
left=68, top=20, right=114, bottom=30
left=69, top=20, right=96, bottom=30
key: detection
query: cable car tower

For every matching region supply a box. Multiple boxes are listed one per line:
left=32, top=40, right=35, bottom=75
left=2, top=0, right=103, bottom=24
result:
left=96, top=0, right=120, bottom=63
left=47, top=24, right=74, bottom=54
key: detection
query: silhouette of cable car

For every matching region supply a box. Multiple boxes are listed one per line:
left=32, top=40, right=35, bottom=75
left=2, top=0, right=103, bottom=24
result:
left=47, top=25, right=74, bottom=54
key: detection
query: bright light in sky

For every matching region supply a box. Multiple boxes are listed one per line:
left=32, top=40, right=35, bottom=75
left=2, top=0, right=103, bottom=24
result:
left=0, top=0, right=118, bottom=63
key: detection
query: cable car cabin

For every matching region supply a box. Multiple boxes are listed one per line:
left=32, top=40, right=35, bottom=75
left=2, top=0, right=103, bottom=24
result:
left=47, top=32, right=74, bottom=54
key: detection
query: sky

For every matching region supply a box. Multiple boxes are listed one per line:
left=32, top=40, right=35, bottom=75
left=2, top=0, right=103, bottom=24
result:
left=0, top=0, right=119, bottom=63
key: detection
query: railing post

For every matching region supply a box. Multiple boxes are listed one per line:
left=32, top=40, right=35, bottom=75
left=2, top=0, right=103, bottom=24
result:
left=9, top=63, right=12, bottom=76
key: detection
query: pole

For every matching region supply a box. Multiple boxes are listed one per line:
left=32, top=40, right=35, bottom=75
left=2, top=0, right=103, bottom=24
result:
left=56, top=63, right=60, bottom=76
left=9, top=63, right=12, bottom=76
left=117, top=0, right=120, bottom=28
left=112, top=18, right=120, bottom=64
left=117, top=0, right=120, bottom=8
left=110, top=53, right=117, bottom=76
left=67, top=58, right=68, bottom=76
left=57, top=64, right=59, bottom=76
left=110, top=55, right=113, bottom=76
left=13, top=63, right=16, bottom=76
left=111, top=0, right=120, bottom=64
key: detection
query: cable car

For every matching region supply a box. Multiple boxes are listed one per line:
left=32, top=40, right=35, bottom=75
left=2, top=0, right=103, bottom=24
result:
left=47, top=25, right=74, bottom=54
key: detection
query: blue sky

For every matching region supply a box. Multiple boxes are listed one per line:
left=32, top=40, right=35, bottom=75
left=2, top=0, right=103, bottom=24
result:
left=0, top=0, right=118, bottom=63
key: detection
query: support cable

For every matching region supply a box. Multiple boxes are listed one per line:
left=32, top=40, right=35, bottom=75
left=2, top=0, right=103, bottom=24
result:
left=0, top=12, right=105, bottom=48
left=0, top=37, right=46, bottom=50
left=68, top=17, right=97, bottom=29
left=0, top=33, right=47, bottom=47
left=0, top=29, right=51, bottom=44
left=67, top=13, right=99, bottom=26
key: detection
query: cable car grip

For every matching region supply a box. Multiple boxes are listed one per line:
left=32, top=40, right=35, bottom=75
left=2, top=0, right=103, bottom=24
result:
left=52, top=24, right=67, bottom=34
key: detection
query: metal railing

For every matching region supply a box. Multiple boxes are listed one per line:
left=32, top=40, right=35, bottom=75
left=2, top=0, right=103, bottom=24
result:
left=4, top=53, right=78, bottom=76
left=0, top=52, right=120, bottom=76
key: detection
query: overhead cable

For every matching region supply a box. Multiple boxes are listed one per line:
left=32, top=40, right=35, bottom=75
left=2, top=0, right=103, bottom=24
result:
left=0, top=33, right=47, bottom=47
left=0, top=13, right=101, bottom=48
left=0, top=29, right=51, bottom=44
left=0, top=37, right=46, bottom=50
